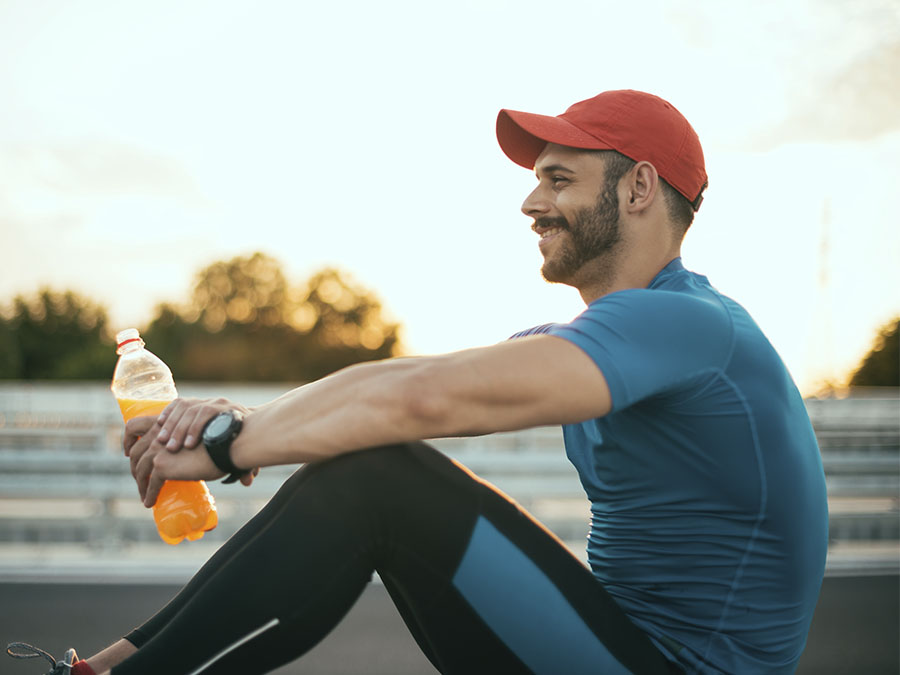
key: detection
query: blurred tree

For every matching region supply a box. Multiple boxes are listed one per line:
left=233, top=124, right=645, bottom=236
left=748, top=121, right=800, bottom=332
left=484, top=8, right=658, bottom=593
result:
left=143, top=253, right=402, bottom=382
left=0, top=289, right=115, bottom=379
left=0, top=254, right=403, bottom=382
left=849, top=317, right=899, bottom=387
left=294, top=267, right=400, bottom=380
left=187, top=251, right=290, bottom=332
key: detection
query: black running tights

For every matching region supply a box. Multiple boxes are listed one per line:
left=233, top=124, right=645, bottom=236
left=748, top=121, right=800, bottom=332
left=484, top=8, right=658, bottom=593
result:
left=111, top=443, right=678, bottom=674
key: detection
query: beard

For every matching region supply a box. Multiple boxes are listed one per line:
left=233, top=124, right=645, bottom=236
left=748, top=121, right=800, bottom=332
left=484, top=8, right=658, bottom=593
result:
left=538, top=184, right=622, bottom=286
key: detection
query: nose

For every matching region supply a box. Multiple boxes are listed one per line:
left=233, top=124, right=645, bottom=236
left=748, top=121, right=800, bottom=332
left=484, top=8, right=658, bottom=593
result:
left=521, top=183, right=551, bottom=218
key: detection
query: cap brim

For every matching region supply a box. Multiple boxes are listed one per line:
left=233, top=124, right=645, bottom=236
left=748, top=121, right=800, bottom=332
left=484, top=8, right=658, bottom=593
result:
left=496, top=109, right=614, bottom=169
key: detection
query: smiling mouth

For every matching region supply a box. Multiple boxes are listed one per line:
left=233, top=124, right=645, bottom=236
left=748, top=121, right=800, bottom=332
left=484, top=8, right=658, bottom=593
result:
left=534, top=225, right=565, bottom=252
left=532, top=218, right=567, bottom=238
left=538, top=226, right=563, bottom=239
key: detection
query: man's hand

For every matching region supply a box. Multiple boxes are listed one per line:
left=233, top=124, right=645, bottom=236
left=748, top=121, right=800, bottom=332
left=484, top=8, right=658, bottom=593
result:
left=123, top=397, right=259, bottom=507
left=155, top=397, right=248, bottom=452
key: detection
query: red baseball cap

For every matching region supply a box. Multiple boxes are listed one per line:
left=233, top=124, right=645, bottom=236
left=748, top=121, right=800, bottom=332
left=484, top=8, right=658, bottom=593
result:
left=497, top=90, right=708, bottom=210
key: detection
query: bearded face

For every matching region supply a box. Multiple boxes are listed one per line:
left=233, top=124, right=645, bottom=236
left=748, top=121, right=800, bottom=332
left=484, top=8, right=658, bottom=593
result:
left=536, top=182, right=622, bottom=285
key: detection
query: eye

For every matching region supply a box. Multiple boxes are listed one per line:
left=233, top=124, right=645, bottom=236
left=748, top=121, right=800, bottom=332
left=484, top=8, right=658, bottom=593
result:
left=550, top=175, right=569, bottom=188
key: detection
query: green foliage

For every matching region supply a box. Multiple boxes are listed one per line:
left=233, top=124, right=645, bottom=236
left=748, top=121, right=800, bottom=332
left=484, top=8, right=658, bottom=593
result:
left=849, top=317, right=899, bottom=388
left=0, top=289, right=116, bottom=379
left=1, top=254, right=403, bottom=382
left=142, top=253, right=402, bottom=382
left=187, top=252, right=290, bottom=332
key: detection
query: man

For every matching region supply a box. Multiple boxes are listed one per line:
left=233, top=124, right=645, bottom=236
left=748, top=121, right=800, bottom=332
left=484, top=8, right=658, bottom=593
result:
left=10, top=90, right=828, bottom=674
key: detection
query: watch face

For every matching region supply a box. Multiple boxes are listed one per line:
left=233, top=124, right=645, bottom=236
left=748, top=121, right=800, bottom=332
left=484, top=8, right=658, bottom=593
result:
left=205, top=412, right=232, bottom=439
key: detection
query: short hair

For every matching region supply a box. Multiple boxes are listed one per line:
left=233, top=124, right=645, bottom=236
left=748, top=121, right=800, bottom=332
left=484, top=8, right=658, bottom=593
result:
left=596, top=150, right=695, bottom=234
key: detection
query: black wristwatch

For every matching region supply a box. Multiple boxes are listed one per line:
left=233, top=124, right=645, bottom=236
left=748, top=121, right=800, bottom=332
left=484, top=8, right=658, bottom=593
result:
left=202, top=410, right=247, bottom=484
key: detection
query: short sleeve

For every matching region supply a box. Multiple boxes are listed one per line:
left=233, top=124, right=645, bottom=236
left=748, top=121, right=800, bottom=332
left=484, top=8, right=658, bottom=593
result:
left=547, top=289, right=733, bottom=410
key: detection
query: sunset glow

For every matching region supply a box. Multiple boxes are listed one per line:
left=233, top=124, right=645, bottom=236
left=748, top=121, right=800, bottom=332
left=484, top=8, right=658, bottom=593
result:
left=2, top=1, right=897, bottom=394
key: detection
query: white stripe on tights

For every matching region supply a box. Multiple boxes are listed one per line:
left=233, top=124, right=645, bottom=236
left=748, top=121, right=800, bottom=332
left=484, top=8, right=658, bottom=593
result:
left=187, top=617, right=281, bottom=675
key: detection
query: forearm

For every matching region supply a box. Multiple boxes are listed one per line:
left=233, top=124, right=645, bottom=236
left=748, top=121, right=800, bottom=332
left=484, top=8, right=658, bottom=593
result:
left=231, top=356, right=434, bottom=469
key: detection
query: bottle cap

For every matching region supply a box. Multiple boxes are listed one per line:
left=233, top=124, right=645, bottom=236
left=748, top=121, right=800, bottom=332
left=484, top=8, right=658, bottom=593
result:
left=115, top=328, right=145, bottom=353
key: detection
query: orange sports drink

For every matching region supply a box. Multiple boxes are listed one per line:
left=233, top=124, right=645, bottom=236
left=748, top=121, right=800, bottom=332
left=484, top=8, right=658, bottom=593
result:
left=112, top=329, right=218, bottom=545
left=117, top=397, right=218, bottom=545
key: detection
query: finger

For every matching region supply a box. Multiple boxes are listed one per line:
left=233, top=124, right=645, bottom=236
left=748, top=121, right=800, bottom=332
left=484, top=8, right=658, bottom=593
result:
left=182, top=400, right=229, bottom=449
left=163, top=404, right=205, bottom=452
left=135, top=441, right=163, bottom=503
left=135, top=451, right=149, bottom=503
left=154, top=398, right=192, bottom=445
left=123, top=416, right=157, bottom=456
left=158, top=398, right=217, bottom=451
left=165, top=398, right=235, bottom=451
left=155, top=398, right=181, bottom=426
left=166, top=402, right=222, bottom=452
left=239, top=467, right=258, bottom=486
left=128, top=417, right=165, bottom=478
left=144, top=459, right=166, bottom=508
left=129, top=433, right=151, bottom=479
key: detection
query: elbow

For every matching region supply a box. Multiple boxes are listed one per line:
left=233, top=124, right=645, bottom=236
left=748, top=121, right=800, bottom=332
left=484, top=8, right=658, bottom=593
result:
left=395, top=359, right=459, bottom=438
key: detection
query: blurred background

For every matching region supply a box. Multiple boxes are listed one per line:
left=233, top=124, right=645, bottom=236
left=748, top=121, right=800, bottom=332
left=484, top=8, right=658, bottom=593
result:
left=0, top=0, right=898, bottom=393
left=0, top=1, right=897, bottom=673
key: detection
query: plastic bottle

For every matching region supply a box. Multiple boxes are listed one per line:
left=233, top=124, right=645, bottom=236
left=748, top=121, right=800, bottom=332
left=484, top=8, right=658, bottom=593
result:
left=111, top=328, right=218, bottom=545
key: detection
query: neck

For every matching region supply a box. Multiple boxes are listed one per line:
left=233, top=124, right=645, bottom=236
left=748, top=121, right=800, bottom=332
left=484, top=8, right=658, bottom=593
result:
left=575, top=245, right=681, bottom=304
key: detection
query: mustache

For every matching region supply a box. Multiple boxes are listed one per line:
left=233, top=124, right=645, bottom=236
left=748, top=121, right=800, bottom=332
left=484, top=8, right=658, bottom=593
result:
left=532, top=216, right=570, bottom=233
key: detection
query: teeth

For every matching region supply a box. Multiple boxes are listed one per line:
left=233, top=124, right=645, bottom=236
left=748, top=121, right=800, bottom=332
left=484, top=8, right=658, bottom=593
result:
left=540, top=227, right=562, bottom=239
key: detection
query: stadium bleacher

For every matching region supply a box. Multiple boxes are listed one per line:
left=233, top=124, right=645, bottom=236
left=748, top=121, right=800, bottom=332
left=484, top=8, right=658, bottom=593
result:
left=0, top=383, right=897, bottom=574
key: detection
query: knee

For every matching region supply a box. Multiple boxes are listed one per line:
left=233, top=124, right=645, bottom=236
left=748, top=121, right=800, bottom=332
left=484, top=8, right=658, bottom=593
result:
left=296, top=441, right=473, bottom=509
left=308, top=442, right=434, bottom=486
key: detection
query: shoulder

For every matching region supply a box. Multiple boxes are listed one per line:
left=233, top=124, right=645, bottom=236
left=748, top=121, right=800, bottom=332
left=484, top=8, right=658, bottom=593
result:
left=547, top=288, right=735, bottom=410
left=573, top=286, right=732, bottom=340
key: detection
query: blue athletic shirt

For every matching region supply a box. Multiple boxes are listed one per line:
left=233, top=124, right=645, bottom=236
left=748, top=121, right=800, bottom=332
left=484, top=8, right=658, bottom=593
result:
left=513, top=258, right=828, bottom=674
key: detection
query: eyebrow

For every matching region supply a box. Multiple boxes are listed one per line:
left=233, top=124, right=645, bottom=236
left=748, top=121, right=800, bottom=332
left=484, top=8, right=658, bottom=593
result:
left=535, top=163, right=576, bottom=178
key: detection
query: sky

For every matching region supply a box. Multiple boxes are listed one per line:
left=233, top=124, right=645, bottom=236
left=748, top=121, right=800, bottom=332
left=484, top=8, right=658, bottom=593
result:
left=1, top=0, right=898, bottom=395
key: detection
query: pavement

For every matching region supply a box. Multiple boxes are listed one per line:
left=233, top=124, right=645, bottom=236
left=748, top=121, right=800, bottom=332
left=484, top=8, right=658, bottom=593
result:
left=1, top=572, right=897, bottom=674
left=1, top=582, right=434, bottom=675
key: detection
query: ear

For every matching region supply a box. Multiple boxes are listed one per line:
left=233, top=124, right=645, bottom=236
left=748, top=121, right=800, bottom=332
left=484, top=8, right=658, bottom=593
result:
left=623, top=161, right=659, bottom=215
